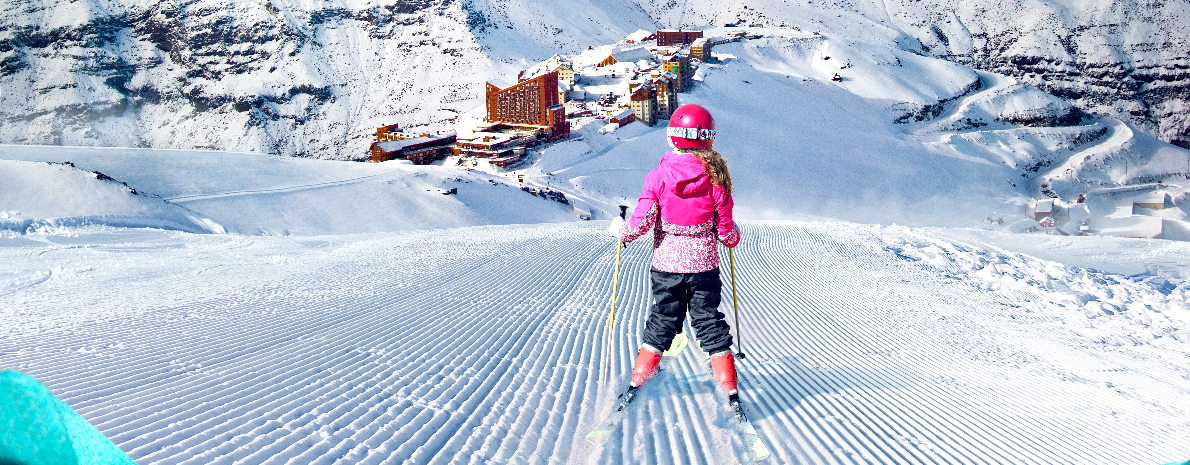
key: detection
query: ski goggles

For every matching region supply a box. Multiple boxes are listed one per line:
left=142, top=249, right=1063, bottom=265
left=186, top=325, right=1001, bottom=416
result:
left=666, top=126, right=716, bottom=140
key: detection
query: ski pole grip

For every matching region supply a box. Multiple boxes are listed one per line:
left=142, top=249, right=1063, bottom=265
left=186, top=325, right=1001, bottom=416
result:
left=618, top=205, right=628, bottom=219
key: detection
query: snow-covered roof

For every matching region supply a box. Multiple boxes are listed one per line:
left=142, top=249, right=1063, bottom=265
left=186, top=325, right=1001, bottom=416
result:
left=521, top=54, right=571, bottom=81
left=611, top=109, right=634, bottom=120
left=374, top=131, right=457, bottom=153
left=457, top=131, right=522, bottom=146
left=1096, top=216, right=1164, bottom=239
left=487, top=78, right=513, bottom=90
left=1034, top=199, right=1054, bottom=214
left=611, top=47, right=653, bottom=64
left=575, top=45, right=616, bottom=68
left=375, top=138, right=430, bottom=153
left=1135, top=192, right=1169, bottom=207
left=625, top=29, right=654, bottom=42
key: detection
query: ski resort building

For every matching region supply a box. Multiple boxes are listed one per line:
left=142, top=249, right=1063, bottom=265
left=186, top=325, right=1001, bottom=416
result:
left=369, top=131, right=457, bottom=164
left=375, top=123, right=402, bottom=141
left=623, top=70, right=678, bottom=126
left=454, top=132, right=529, bottom=161
left=650, top=71, right=678, bottom=118
left=624, top=29, right=656, bottom=44
left=595, top=47, right=654, bottom=68
left=483, top=71, right=570, bottom=141
left=662, top=52, right=694, bottom=92
left=656, top=30, right=703, bottom=47
left=575, top=45, right=615, bottom=68
left=1033, top=199, right=1054, bottom=221
left=690, top=38, right=712, bottom=62
left=1133, top=192, right=1170, bottom=212
left=628, top=83, right=657, bottom=126
left=609, top=109, right=635, bottom=126
left=558, top=80, right=573, bottom=103
left=519, top=55, right=575, bottom=84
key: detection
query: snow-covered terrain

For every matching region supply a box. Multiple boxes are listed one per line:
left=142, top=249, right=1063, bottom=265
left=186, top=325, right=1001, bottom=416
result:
left=3, top=219, right=1190, bottom=464
left=4, top=1, right=1190, bottom=463
left=19, top=12, right=1189, bottom=235
left=4, top=143, right=1190, bottom=463
left=0, top=145, right=581, bottom=235
left=1, top=0, right=1187, bottom=158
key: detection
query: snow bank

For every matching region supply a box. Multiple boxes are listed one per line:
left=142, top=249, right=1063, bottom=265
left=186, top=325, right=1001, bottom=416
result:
left=0, top=145, right=581, bottom=236
left=0, top=160, right=221, bottom=235
left=880, top=226, right=1190, bottom=345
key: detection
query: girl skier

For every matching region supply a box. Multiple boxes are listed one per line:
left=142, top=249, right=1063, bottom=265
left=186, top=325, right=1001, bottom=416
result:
left=608, top=103, right=741, bottom=405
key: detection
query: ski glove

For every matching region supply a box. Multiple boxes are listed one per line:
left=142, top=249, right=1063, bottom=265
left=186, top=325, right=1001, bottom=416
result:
left=608, top=217, right=625, bottom=239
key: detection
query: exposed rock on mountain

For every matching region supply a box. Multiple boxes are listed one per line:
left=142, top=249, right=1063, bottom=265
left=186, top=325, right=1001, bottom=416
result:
left=0, top=0, right=1186, bottom=158
left=634, top=0, right=1190, bottom=149
left=0, top=0, right=490, bottom=158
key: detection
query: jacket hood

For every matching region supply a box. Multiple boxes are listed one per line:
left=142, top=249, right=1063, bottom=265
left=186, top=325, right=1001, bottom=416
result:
left=661, top=152, right=710, bottom=196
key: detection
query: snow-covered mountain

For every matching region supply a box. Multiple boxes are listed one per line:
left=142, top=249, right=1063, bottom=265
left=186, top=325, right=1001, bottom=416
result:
left=633, top=0, right=1190, bottom=149
left=6, top=23, right=1190, bottom=235
left=0, top=0, right=656, bottom=158
left=2, top=0, right=1187, bottom=160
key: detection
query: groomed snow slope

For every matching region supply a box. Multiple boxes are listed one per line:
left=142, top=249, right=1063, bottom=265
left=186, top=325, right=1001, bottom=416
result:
left=3, top=222, right=1189, bottom=464
left=0, top=145, right=581, bottom=236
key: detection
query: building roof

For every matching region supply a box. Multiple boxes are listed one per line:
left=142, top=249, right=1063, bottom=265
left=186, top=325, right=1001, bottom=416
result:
left=1097, top=216, right=1163, bottom=239
left=611, top=47, right=653, bottom=64
left=629, top=85, right=651, bottom=101
left=1034, top=199, right=1054, bottom=214
left=374, top=131, right=457, bottom=153
left=1135, top=192, right=1169, bottom=205
left=625, top=29, right=654, bottom=42
left=457, top=131, right=523, bottom=147
left=487, top=77, right=513, bottom=90
left=611, top=109, right=634, bottom=120
left=521, top=54, right=572, bottom=81
left=575, top=45, right=616, bottom=68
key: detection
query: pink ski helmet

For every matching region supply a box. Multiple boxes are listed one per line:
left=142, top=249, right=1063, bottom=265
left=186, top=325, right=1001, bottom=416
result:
left=667, top=104, right=716, bottom=149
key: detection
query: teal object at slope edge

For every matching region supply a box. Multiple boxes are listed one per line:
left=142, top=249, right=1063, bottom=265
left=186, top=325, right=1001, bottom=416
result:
left=0, top=370, right=136, bottom=465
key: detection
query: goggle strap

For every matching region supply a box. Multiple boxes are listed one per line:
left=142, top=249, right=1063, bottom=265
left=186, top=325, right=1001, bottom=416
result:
left=666, top=126, right=716, bottom=140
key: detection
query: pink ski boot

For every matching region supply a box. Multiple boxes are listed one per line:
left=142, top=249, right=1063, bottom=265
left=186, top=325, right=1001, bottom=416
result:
left=630, top=345, right=663, bottom=387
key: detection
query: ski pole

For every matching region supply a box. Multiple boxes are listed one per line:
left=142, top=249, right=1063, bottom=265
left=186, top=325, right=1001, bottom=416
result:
left=603, top=205, right=629, bottom=385
left=729, top=247, right=746, bottom=360
left=603, top=240, right=622, bottom=384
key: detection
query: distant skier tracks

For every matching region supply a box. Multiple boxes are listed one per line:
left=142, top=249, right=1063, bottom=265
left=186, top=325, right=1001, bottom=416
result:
left=3, top=222, right=1187, bottom=464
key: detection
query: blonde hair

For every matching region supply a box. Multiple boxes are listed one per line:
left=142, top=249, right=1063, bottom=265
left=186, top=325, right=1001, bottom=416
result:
left=688, top=148, right=733, bottom=194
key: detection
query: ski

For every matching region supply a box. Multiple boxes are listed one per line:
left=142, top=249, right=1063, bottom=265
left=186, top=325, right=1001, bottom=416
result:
left=584, top=385, right=639, bottom=445
left=586, top=334, right=689, bottom=445
left=728, top=393, right=771, bottom=462
left=662, top=332, right=689, bottom=357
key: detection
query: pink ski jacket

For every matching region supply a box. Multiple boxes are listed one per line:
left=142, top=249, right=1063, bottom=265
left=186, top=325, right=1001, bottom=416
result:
left=616, top=152, right=740, bottom=273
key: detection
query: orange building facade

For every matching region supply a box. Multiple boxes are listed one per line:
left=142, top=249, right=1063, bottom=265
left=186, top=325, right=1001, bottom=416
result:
left=656, top=30, right=703, bottom=47
left=485, top=72, right=570, bottom=140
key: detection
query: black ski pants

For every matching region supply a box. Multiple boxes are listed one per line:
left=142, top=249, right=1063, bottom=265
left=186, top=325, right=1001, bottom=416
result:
left=642, top=268, right=734, bottom=355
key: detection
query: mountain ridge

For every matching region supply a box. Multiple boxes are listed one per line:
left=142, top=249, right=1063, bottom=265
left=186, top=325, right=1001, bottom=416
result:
left=0, top=0, right=1186, bottom=159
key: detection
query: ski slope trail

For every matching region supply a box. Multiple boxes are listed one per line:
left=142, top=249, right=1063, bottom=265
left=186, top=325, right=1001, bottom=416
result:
left=2, top=222, right=1188, bottom=464
left=1039, top=117, right=1134, bottom=185
left=164, top=174, right=393, bottom=203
